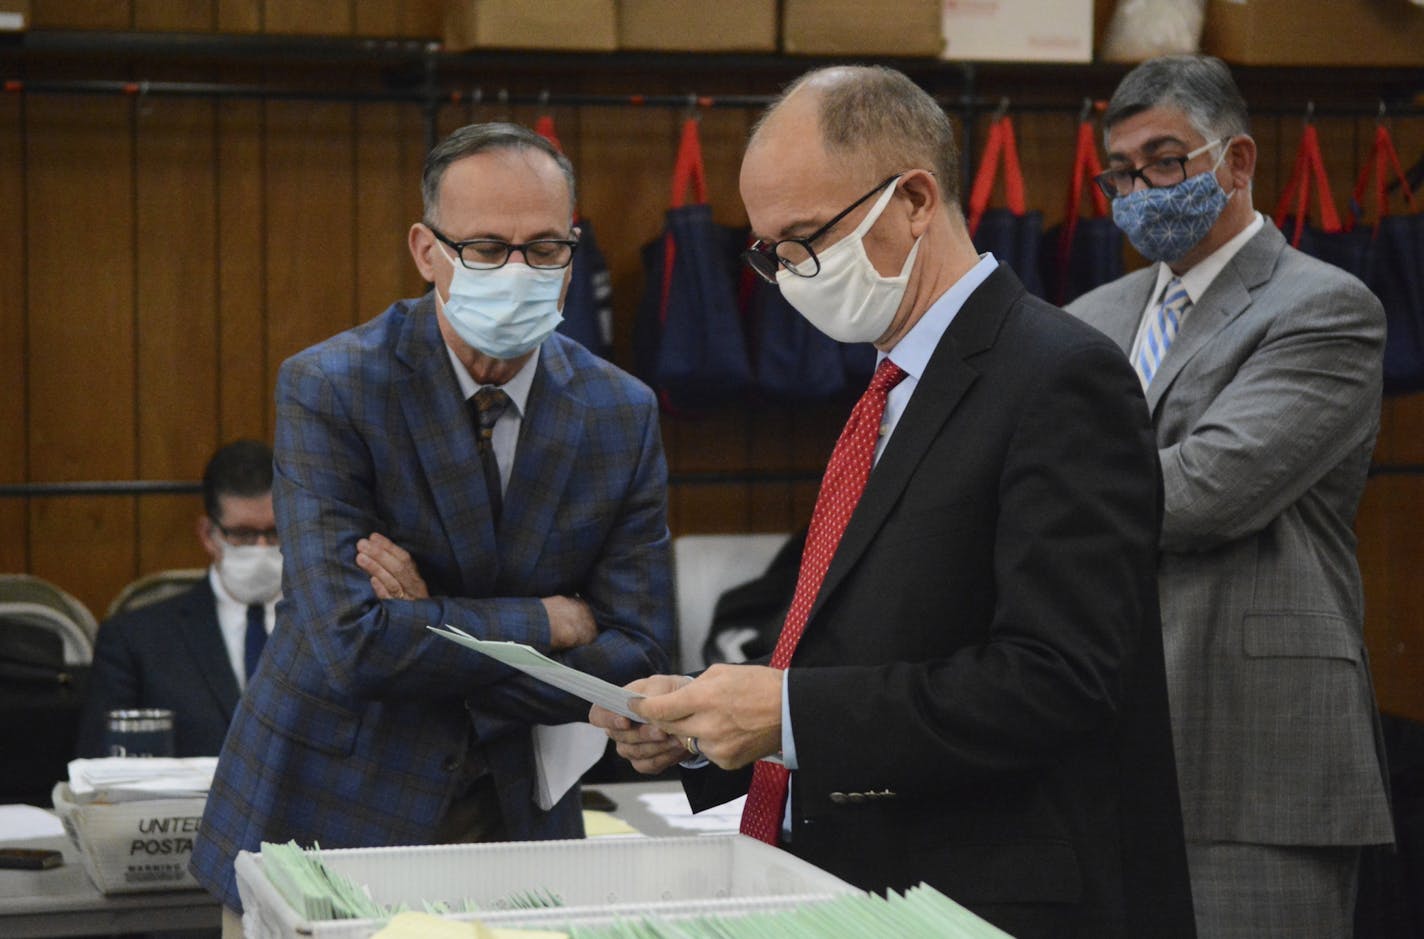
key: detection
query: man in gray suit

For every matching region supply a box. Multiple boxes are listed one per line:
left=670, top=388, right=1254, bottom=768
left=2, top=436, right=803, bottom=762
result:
left=1068, top=54, right=1393, bottom=937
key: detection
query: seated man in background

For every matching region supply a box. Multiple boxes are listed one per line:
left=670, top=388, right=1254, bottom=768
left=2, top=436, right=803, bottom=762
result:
left=77, top=439, right=280, bottom=758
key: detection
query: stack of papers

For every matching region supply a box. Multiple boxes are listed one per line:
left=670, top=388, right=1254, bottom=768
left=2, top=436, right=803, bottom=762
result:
left=66, top=757, right=217, bottom=803
left=637, top=791, right=743, bottom=834
left=544, top=884, right=1014, bottom=937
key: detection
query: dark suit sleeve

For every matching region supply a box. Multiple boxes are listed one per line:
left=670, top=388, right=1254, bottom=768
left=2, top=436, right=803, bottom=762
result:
left=788, top=338, right=1161, bottom=803
left=76, top=618, right=142, bottom=757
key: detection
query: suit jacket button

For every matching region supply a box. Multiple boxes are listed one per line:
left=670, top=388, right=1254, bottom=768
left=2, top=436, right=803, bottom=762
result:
left=442, top=755, right=461, bottom=772
left=828, top=791, right=848, bottom=805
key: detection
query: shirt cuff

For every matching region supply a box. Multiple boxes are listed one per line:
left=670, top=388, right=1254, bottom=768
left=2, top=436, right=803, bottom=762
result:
left=780, top=667, right=798, bottom=770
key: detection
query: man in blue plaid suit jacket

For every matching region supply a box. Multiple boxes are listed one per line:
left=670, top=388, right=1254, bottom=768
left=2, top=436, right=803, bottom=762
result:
left=190, top=123, right=673, bottom=915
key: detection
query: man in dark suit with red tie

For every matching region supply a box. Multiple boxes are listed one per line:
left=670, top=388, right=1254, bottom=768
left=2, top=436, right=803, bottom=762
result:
left=591, top=65, right=1195, bottom=938
left=78, top=439, right=280, bottom=757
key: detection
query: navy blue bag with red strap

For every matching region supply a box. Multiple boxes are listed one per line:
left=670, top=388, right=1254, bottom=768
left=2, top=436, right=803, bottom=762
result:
left=536, top=115, right=614, bottom=359
left=633, top=118, right=752, bottom=409
left=1271, top=121, right=1371, bottom=283
left=1348, top=124, right=1424, bottom=394
left=968, top=113, right=1045, bottom=298
left=753, top=278, right=850, bottom=402
left=1039, top=115, right=1123, bottom=306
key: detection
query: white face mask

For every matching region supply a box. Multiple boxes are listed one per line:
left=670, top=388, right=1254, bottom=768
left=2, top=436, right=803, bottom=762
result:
left=438, top=246, right=565, bottom=360
left=218, top=543, right=283, bottom=605
left=775, top=181, right=921, bottom=344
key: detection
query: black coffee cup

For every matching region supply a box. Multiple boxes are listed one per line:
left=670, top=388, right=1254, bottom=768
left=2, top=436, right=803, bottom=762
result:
left=105, top=709, right=175, bottom=758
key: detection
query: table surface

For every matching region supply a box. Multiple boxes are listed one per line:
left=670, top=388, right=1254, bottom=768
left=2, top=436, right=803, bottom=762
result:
left=0, top=779, right=699, bottom=938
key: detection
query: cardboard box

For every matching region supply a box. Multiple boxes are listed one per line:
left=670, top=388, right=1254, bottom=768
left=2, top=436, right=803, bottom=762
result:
left=51, top=783, right=206, bottom=895
left=444, top=0, right=617, bottom=52
left=0, top=0, right=28, bottom=32
left=1202, top=0, right=1424, bottom=66
left=782, top=0, right=944, bottom=56
left=618, top=0, right=776, bottom=52
left=941, top=0, right=1093, bottom=62
left=235, top=834, right=856, bottom=938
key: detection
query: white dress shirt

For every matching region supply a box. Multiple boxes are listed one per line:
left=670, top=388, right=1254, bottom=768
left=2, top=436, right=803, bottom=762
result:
left=1127, top=211, right=1265, bottom=368
left=209, top=567, right=277, bottom=691
left=445, top=344, right=540, bottom=495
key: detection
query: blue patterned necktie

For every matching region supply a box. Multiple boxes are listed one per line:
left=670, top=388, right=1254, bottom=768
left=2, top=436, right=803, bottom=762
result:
left=244, top=604, right=267, bottom=680
left=1136, top=277, right=1189, bottom=388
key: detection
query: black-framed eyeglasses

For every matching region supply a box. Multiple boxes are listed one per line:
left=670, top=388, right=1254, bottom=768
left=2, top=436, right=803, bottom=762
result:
left=427, top=223, right=579, bottom=271
left=1093, top=137, right=1230, bottom=200
left=741, top=173, right=902, bottom=284
left=211, top=519, right=280, bottom=547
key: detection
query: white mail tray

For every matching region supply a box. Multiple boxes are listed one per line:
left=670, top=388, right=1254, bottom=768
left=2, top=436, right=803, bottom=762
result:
left=234, top=833, right=857, bottom=938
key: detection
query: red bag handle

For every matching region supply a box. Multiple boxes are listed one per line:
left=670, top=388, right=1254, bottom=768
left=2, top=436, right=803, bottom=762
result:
left=659, top=118, right=711, bottom=348
left=669, top=117, right=708, bottom=208
left=534, top=114, right=562, bottom=153
left=1271, top=124, right=1343, bottom=246
left=534, top=114, right=581, bottom=224
left=1052, top=119, right=1109, bottom=304
left=1347, top=122, right=1418, bottom=231
left=967, top=114, right=1028, bottom=236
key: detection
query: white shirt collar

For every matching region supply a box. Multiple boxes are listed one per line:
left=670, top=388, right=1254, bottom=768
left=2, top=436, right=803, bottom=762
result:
left=1152, top=210, right=1265, bottom=307
left=445, top=343, right=539, bottom=416
left=884, top=253, right=999, bottom=378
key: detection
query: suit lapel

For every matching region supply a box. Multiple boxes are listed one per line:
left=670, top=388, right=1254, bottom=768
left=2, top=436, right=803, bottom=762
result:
left=1146, top=223, right=1284, bottom=413
left=177, top=579, right=241, bottom=718
left=807, top=265, right=1019, bottom=627
left=498, top=336, right=583, bottom=589
left=1097, top=268, right=1158, bottom=353
left=394, top=294, right=501, bottom=596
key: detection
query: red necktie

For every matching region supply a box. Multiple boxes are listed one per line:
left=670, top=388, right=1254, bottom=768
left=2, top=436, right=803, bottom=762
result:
left=740, top=358, right=908, bottom=844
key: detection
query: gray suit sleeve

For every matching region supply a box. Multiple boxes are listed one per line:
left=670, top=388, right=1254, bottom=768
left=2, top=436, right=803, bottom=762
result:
left=1159, top=273, right=1384, bottom=553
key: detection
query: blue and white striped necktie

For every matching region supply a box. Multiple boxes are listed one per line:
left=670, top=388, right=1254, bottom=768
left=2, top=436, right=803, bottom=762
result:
left=1136, top=277, right=1189, bottom=388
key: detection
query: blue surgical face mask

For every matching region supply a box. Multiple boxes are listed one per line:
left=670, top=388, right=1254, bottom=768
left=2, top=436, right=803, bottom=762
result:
left=437, top=246, right=565, bottom=360
left=1111, top=145, right=1232, bottom=263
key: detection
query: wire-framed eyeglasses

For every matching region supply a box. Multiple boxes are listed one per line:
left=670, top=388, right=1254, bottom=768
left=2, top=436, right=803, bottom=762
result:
left=741, top=174, right=902, bottom=284
left=428, top=223, right=579, bottom=271
left=1093, top=137, right=1231, bottom=200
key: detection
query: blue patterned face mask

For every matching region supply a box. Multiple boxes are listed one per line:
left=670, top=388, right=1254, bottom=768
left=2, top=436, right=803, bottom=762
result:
left=1111, top=148, right=1231, bottom=263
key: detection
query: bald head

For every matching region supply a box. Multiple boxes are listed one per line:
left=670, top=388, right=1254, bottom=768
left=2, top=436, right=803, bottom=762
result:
left=750, top=66, right=960, bottom=204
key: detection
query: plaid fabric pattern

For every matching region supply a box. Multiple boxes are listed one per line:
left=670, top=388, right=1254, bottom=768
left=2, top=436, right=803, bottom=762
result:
left=191, top=295, right=673, bottom=911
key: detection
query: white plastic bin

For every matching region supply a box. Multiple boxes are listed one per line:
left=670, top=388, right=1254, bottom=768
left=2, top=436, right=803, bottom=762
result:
left=234, top=833, right=857, bottom=938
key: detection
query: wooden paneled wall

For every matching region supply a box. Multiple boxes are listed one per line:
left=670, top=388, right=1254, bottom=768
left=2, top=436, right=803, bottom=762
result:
left=2, top=1, right=1422, bottom=720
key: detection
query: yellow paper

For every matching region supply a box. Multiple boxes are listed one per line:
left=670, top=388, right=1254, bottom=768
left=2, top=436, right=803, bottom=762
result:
left=582, top=809, right=639, bottom=837
left=373, top=912, right=567, bottom=939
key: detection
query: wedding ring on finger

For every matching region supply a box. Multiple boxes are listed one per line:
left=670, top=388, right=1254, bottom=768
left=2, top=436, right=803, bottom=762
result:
left=685, top=736, right=700, bottom=757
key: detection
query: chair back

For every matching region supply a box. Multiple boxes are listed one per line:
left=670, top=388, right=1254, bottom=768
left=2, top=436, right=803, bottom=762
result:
left=104, top=568, right=207, bottom=619
left=0, top=573, right=98, bottom=642
left=672, top=533, right=791, bottom=673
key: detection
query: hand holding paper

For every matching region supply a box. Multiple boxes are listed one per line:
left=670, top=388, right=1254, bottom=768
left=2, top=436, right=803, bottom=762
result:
left=427, top=625, right=646, bottom=721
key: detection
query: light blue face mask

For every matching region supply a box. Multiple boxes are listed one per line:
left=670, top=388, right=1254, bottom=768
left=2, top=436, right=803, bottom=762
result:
left=1111, top=146, right=1231, bottom=263
left=438, top=246, right=565, bottom=360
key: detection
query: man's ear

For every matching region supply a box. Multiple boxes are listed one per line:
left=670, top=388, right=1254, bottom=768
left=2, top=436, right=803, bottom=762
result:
left=1225, top=135, right=1257, bottom=191
left=409, top=222, right=439, bottom=283
left=196, top=514, right=221, bottom=564
left=900, top=169, right=939, bottom=238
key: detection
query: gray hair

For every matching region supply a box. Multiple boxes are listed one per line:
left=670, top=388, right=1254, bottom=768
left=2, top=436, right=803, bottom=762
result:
left=1103, top=54, right=1250, bottom=145
left=758, top=65, right=961, bottom=204
left=421, top=122, right=576, bottom=224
